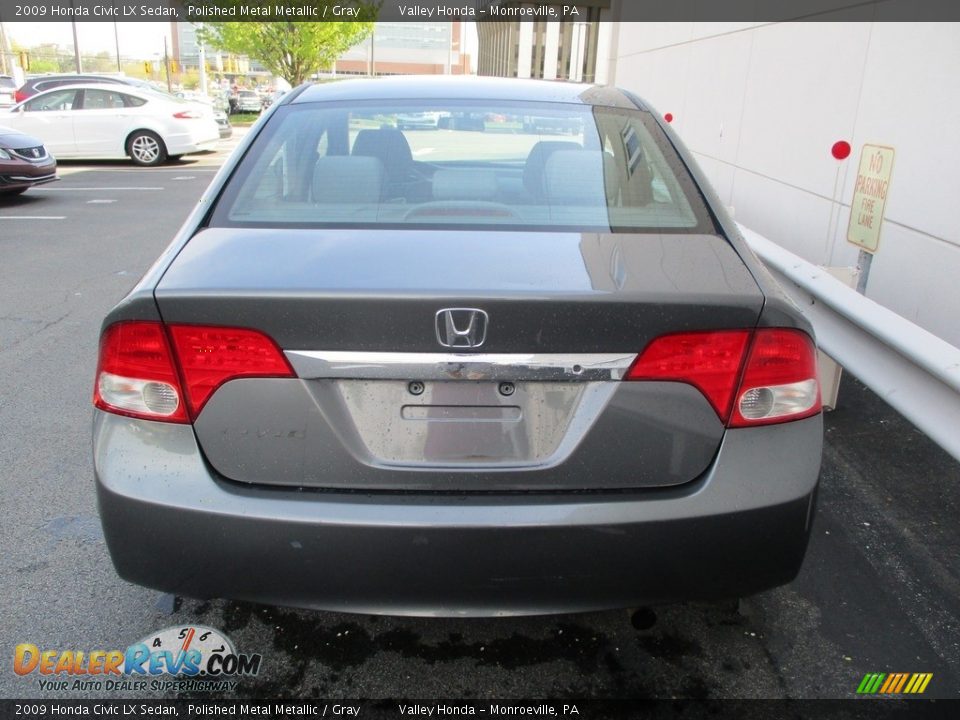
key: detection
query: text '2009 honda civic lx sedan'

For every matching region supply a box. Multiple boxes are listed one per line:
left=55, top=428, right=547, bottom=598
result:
left=93, top=77, right=823, bottom=616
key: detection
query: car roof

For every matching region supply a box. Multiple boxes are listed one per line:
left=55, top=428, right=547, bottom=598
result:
left=291, top=75, right=643, bottom=109
left=29, top=74, right=127, bottom=85
left=28, top=82, right=149, bottom=96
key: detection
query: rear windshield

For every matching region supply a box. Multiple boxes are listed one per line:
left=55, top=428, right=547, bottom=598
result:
left=210, top=99, right=717, bottom=233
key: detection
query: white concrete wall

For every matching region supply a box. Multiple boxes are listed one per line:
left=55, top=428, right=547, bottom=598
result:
left=609, top=22, right=960, bottom=348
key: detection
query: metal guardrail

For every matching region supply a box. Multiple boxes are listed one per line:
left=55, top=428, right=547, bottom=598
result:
left=740, top=225, right=960, bottom=464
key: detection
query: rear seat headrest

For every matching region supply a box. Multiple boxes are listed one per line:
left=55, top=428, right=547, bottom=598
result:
left=543, top=150, right=618, bottom=205
left=352, top=128, right=413, bottom=178
left=523, top=141, right=583, bottom=199
left=312, top=156, right=384, bottom=204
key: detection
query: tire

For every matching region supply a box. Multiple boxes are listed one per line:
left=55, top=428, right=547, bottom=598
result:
left=127, top=131, right=167, bottom=167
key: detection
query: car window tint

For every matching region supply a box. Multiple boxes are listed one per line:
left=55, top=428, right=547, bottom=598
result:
left=124, top=95, right=147, bottom=108
left=212, top=100, right=715, bottom=234
left=25, top=89, right=77, bottom=112
left=81, top=89, right=128, bottom=110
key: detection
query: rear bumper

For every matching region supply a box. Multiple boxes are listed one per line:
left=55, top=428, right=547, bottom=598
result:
left=94, top=411, right=822, bottom=616
left=165, top=128, right=220, bottom=156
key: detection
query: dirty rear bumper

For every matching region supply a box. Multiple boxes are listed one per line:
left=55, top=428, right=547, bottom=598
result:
left=94, top=411, right=822, bottom=616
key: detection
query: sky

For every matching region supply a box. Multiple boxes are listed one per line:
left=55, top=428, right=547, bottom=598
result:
left=5, top=22, right=173, bottom=59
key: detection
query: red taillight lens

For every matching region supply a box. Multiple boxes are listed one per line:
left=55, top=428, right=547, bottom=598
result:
left=167, top=324, right=294, bottom=418
left=625, top=328, right=821, bottom=426
left=94, top=321, right=189, bottom=423
left=15, top=90, right=29, bottom=103
left=728, top=328, right=820, bottom=427
left=94, top=322, right=294, bottom=423
left=173, top=110, right=202, bottom=119
left=626, top=331, right=751, bottom=422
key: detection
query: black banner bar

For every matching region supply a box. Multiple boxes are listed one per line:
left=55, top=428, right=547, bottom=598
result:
left=3, top=0, right=960, bottom=23
left=0, top=700, right=958, bottom=720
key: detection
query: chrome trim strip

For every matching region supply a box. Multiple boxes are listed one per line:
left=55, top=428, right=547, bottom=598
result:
left=7, top=173, right=57, bottom=182
left=286, top=351, right=636, bottom=381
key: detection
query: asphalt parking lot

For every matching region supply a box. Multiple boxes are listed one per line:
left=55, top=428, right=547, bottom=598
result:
left=1, top=131, right=958, bottom=701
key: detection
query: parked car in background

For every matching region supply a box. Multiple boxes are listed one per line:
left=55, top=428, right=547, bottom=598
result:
left=5, top=84, right=219, bottom=166
left=522, top=114, right=583, bottom=135
left=213, top=109, right=233, bottom=139
left=396, top=111, right=445, bottom=130
left=261, top=88, right=286, bottom=111
left=234, top=90, right=263, bottom=113
left=93, top=76, right=823, bottom=616
left=0, top=76, right=17, bottom=108
left=0, top=126, right=58, bottom=195
left=15, top=73, right=138, bottom=104
left=175, top=90, right=233, bottom=139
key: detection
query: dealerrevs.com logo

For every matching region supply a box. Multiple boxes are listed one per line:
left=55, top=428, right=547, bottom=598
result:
left=14, top=626, right=262, bottom=693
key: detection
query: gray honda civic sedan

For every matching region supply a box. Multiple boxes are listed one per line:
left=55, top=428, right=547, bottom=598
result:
left=93, top=77, right=822, bottom=616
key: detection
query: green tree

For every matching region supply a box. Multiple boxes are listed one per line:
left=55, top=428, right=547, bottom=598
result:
left=195, top=3, right=377, bottom=85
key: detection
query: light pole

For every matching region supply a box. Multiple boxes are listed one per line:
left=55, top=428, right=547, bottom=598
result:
left=71, top=19, right=82, bottom=73
left=198, top=24, right=208, bottom=97
left=114, top=21, right=121, bottom=72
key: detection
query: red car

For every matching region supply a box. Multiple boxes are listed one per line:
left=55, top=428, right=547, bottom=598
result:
left=0, top=126, right=57, bottom=196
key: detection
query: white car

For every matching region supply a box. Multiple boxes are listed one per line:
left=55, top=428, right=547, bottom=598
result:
left=0, top=76, right=16, bottom=108
left=4, top=83, right=220, bottom=166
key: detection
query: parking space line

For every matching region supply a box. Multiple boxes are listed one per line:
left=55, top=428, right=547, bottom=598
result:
left=31, top=187, right=164, bottom=191
left=58, top=168, right=219, bottom=173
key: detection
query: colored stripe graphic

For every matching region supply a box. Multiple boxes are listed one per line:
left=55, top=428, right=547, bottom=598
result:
left=857, top=672, right=932, bottom=694
left=857, top=673, right=884, bottom=694
left=893, top=673, right=909, bottom=693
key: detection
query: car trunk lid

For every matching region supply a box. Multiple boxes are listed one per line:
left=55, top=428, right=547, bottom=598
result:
left=154, top=227, right=764, bottom=491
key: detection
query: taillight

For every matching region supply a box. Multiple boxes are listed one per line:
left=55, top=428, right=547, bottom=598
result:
left=167, top=325, right=294, bottom=418
left=15, top=90, right=29, bottom=103
left=173, top=110, right=202, bottom=119
left=94, top=321, right=188, bottom=423
left=625, top=331, right=750, bottom=421
left=625, top=328, right=820, bottom=427
left=728, top=328, right=820, bottom=427
left=94, top=321, right=294, bottom=423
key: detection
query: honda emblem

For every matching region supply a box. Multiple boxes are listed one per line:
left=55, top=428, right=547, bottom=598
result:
left=435, top=308, right=488, bottom=349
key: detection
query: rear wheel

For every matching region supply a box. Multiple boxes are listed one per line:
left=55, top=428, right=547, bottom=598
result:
left=127, top=131, right=167, bottom=167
